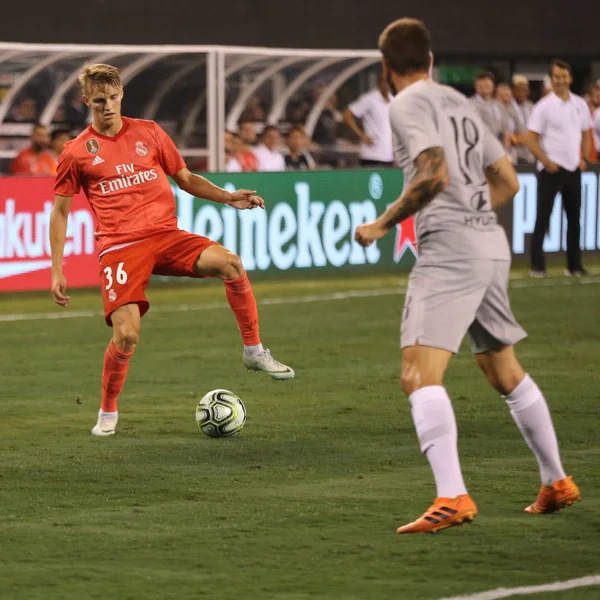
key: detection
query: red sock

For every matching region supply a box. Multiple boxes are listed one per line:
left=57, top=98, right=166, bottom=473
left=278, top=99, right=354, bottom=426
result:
left=224, top=272, right=261, bottom=346
left=101, top=340, right=134, bottom=413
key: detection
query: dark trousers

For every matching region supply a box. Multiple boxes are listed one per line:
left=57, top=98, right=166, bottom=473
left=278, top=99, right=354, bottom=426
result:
left=530, top=168, right=582, bottom=271
left=359, top=159, right=393, bottom=168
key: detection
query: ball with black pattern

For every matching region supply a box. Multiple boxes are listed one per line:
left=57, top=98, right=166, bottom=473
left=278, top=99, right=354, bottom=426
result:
left=195, top=389, right=247, bottom=438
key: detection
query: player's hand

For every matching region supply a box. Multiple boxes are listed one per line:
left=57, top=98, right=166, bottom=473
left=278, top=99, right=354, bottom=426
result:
left=354, top=221, right=388, bottom=247
left=544, top=161, right=560, bottom=174
left=51, top=273, right=71, bottom=308
left=579, top=158, right=588, bottom=171
left=228, top=189, right=265, bottom=210
left=361, top=134, right=375, bottom=146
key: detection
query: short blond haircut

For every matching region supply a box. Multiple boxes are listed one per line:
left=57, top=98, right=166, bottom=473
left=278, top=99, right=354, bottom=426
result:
left=78, top=63, right=122, bottom=95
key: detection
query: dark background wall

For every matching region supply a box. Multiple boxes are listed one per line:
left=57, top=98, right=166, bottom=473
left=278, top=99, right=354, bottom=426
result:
left=1, top=0, right=598, bottom=57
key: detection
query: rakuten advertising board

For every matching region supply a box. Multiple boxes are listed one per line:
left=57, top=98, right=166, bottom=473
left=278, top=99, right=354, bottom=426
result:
left=1, top=168, right=599, bottom=292
left=0, top=177, right=98, bottom=292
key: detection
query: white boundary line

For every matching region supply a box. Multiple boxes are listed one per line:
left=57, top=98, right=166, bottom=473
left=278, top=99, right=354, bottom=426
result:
left=0, top=276, right=599, bottom=323
left=437, top=575, right=600, bottom=600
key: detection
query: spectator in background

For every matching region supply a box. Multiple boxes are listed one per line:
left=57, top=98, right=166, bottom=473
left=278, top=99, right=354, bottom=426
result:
left=239, top=95, right=265, bottom=123
left=593, top=100, right=600, bottom=165
left=236, top=121, right=258, bottom=172
left=312, top=88, right=342, bottom=147
left=64, top=90, right=89, bottom=129
left=49, top=128, right=72, bottom=165
left=253, top=125, right=285, bottom=172
left=470, top=71, right=509, bottom=148
left=9, top=97, right=38, bottom=122
left=541, top=75, right=552, bottom=98
left=287, top=101, right=310, bottom=126
left=284, top=125, right=316, bottom=171
left=495, top=82, right=513, bottom=107
left=586, top=83, right=600, bottom=162
left=343, top=74, right=394, bottom=168
left=509, top=74, right=535, bottom=166
left=224, top=130, right=242, bottom=173
left=238, top=120, right=257, bottom=147
left=524, top=59, right=593, bottom=278
left=10, top=123, right=56, bottom=175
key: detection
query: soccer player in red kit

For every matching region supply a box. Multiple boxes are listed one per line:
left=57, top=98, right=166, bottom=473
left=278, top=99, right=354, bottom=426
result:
left=50, top=64, right=294, bottom=437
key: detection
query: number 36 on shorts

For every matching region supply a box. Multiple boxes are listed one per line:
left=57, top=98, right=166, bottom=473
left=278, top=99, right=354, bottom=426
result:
left=103, top=262, right=128, bottom=290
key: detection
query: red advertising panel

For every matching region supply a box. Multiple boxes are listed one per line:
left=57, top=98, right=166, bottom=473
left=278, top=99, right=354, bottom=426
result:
left=0, top=176, right=99, bottom=292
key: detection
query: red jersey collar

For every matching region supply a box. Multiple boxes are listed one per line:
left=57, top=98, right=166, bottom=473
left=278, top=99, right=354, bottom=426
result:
left=88, top=117, right=130, bottom=141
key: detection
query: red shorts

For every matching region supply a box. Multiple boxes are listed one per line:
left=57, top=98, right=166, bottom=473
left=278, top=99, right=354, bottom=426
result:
left=99, top=229, right=218, bottom=326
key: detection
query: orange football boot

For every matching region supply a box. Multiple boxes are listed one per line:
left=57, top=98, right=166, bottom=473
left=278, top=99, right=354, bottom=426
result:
left=396, top=494, right=477, bottom=534
left=524, top=476, right=581, bottom=514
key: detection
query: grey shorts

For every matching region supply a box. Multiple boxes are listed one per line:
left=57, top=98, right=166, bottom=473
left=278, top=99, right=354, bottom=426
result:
left=401, top=260, right=527, bottom=354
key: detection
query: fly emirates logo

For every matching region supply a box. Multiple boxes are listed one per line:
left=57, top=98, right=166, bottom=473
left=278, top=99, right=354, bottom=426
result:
left=98, top=163, right=158, bottom=194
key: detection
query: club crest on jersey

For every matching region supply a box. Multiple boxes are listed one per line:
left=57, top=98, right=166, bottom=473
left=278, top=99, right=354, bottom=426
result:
left=135, top=141, right=148, bottom=157
left=108, top=289, right=117, bottom=302
left=85, top=138, right=101, bottom=155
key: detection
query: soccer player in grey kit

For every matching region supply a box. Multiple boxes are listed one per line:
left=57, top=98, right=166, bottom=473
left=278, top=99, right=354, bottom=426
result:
left=355, top=18, right=580, bottom=534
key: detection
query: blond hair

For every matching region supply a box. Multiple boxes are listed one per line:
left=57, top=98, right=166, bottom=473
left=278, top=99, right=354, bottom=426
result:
left=78, top=63, right=122, bottom=95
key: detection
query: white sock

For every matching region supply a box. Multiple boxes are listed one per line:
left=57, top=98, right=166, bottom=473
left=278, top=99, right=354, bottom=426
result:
left=99, top=409, right=118, bottom=417
left=244, top=343, right=264, bottom=356
left=504, top=374, right=567, bottom=486
left=409, top=386, right=468, bottom=498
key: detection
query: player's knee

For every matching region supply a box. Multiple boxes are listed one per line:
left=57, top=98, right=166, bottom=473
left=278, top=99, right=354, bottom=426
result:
left=219, top=252, right=244, bottom=280
left=400, top=362, right=420, bottom=395
left=113, top=327, right=139, bottom=352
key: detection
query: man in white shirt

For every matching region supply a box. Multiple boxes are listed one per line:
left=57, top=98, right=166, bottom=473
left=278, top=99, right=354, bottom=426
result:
left=525, top=59, right=593, bottom=277
left=252, top=125, right=285, bottom=172
left=343, top=74, right=394, bottom=167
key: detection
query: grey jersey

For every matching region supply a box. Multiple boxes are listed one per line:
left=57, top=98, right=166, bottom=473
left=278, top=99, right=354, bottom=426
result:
left=390, top=80, right=510, bottom=262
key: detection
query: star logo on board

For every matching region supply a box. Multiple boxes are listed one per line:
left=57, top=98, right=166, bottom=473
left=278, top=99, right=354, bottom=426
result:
left=393, top=217, right=417, bottom=263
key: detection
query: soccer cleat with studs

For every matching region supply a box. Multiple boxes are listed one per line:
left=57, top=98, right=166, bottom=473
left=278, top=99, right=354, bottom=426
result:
left=396, top=494, right=477, bottom=534
left=243, top=348, right=295, bottom=380
left=91, top=409, right=118, bottom=436
left=524, top=476, right=580, bottom=514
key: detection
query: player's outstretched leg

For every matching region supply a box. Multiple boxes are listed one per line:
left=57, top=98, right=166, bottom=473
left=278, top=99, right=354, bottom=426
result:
left=475, top=345, right=580, bottom=513
left=195, top=246, right=294, bottom=380
left=92, top=304, right=140, bottom=436
left=396, top=346, right=477, bottom=534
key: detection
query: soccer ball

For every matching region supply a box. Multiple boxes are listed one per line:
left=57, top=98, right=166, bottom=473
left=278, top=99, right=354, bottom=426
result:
left=195, top=389, right=247, bottom=438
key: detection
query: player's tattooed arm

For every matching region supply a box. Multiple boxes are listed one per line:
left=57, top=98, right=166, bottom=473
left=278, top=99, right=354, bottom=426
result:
left=354, top=147, right=448, bottom=248
left=379, top=147, right=448, bottom=230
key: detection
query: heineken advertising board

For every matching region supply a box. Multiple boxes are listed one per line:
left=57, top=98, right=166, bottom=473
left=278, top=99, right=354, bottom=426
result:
left=171, top=170, right=417, bottom=276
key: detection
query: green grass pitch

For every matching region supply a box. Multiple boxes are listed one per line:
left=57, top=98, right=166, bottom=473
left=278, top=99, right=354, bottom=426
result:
left=0, top=267, right=598, bottom=599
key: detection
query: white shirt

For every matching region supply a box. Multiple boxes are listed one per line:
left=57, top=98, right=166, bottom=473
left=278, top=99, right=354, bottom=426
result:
left=528, top=91, right=592, bottom=171
left=348, top=89, right=394, bottom=162
left=252, top=144, right=285, bottom=172
left=593, top=106, right=600, bottom=151
left=226, top=156, right=242, bottom=173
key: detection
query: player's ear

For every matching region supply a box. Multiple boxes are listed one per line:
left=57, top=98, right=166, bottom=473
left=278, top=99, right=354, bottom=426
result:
left=82, top=95, right=91, bottom=108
